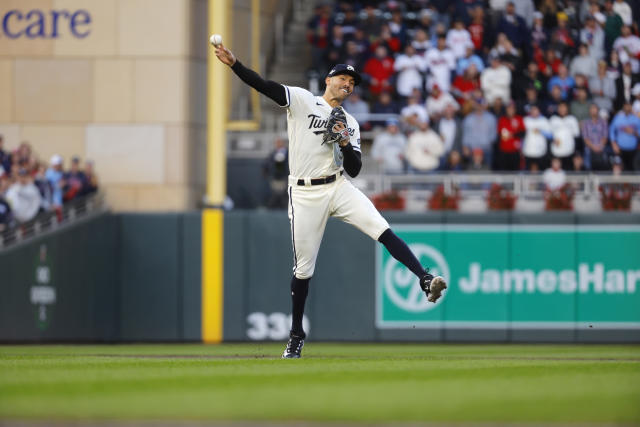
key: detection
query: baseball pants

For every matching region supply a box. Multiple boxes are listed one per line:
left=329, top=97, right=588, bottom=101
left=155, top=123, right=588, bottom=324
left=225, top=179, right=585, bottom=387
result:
left=287, top=174, right=389, bottom=279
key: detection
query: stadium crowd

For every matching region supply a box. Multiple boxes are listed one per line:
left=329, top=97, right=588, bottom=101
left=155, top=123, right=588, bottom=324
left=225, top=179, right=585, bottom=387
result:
left=306, top=0, right=640, bottom=174
left=0, top=136, right=98, bottom=231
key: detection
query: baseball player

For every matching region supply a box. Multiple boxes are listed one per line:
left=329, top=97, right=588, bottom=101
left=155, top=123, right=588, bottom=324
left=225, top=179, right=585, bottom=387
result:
left=214, top=44, right=447, bottom=359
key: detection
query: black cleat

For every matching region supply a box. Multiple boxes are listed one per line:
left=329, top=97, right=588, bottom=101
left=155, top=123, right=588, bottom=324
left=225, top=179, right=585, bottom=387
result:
left=420, top=270, right=447, bottom=303
left=282, top=332, right=305, bottom=359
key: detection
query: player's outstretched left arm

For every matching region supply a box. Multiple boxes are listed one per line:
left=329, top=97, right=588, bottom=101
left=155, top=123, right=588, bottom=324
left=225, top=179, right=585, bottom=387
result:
left=214, top=44, right=287, bottom=107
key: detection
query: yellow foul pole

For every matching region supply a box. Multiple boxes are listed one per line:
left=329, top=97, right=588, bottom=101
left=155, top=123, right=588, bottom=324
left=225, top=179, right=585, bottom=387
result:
left=202, top=0, right=230, bottom=343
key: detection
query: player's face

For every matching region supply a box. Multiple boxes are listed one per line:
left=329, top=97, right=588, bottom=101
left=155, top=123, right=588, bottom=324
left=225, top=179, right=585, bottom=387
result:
left=326, top=74, right=355, bottom=101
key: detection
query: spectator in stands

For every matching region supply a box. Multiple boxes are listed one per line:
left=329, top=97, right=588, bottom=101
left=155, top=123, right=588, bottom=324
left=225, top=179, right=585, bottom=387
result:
left=370, top=24, right=402, bottom=55
left=82, top=160, right=99, bottom=196
left=515, top=62, right=546, bottom=101
left=400, top=91, right=429, bottom=132
left=362, top=45, right=395, bottom=96
left=388, top=9, right=408, bottom=47
left=570, top=44, right=598, bottom=78
left=582, top=103, right=610, bottom=171
left=394, top=45, right=426, bottom=98
left=543, top=157, right=567, bottom=190
left=542, top=85, right=565, bottom=117
left=406, top=120, right=445, bottom=173
left=603, top=0, right=624, bottom=52
left=480, top=54, right=511, bottom=104
left=571, top=151, right=587, bottom=172
left=571, top=86, right=591, bottom=122
left=518, top=85, right=540, bottom=116
left=0, top=171, right=11, bottom=231
left=446, top=18, right=473, bottom=60
left=615, top=61, right=640, bottom=110
left=497, top=101, right=525, bottom=171
left=342, top=90, right=370, bottom=126
left=371, top=119, right=407, bottom=174
left=537, top=48, right=563, bottom=79
left=612, top=0, right=633, bottom=27
left=548, top=64, right=576, bottom=100
left=467, top=6, right=489, bottom=53
left=33, top=163, right=52, bottom=210
left=456, top=44, right=484, bottom=76
left=336, top=4, right=357, bottom=40
left=262, top=138, right=289, bottom=209
left=63, top=157, right=87, bottom=202
left=411, top=28, right=432, bottom=56
left=5, top=168, right=41, bottom=223
left=523, top=104, right=552, bottom=171
left=580, top=15, right=605, bottom=61
left=342, top=41, right=366, bottom=72
left=437, top=103, right=463, bottom=168
left=452, top=63, right=481, bottom=114
left=45, top=154, right=65, bottom=210
left=424, top=34, right=456, bottom=93
left=633, top=83, right=640, bottom=116
left=610, top=100, right=640, bottom=171
left=530, top=11, right=549, bottom=53
left=550, top=12, right=577, bottom=58
left=462, top=99, right=497, bottom=168
left=590, top=60, right=617, bottom=111
left=613, top=25, right=640, bottom=73
left=306, top=4, right=332, bottom=73
left=496, top=2, right=528, bottom=52
left=371, top=92, right=399, bottom=128
left=360, top=5, right=384, bottom=39
left=550, top=102, right=580, bottom=170
left=425, top=83, right=458, bottom=122
left=0, top=135, right=10, bottom=174
left=491, top=34, right=522, bottom=74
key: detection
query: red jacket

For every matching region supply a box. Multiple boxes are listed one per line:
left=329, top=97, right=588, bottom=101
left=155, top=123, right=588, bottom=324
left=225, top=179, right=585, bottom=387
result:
left=498, top=115, right=525, bottom=153
left=363, top=56, right=395, bottom=95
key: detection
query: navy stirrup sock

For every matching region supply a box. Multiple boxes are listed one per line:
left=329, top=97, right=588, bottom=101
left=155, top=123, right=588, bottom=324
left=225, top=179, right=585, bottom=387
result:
left=290, top=276, right=309, bottom=337
left=378, top=229, right=426, bottom=278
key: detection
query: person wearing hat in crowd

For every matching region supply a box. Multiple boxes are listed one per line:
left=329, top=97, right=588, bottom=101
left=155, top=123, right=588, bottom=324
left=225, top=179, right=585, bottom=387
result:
left=406, top=119, right=445, bottom=173
left=5, top=167, right=41, bottom=223
left=609, top=100, right=640, bottom=171
left=371, top=118, right=408, bottom=174
left=424, top=33, right=456, bottom=93
left=425, top=82, right=459, bottom=122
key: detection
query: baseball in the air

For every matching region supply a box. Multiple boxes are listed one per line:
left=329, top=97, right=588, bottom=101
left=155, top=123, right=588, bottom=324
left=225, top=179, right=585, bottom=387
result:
left=210, top=34, right=222, bottom=46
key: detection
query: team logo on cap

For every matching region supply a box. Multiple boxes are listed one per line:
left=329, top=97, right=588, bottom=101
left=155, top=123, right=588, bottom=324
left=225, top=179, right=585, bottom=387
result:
left=346, top=65, right=354, bottom=71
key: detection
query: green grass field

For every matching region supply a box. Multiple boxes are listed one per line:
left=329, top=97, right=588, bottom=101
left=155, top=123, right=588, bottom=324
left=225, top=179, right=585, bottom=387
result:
left=1, top=343, right=639, bottom=425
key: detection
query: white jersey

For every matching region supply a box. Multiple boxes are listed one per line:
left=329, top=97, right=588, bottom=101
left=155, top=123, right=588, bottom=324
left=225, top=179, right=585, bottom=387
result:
left=283, top=85, right=361, bottom=179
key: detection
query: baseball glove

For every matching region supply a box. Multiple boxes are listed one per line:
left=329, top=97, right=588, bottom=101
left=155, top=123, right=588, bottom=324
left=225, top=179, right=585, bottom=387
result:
left=322, top=107, right=349, bottom=145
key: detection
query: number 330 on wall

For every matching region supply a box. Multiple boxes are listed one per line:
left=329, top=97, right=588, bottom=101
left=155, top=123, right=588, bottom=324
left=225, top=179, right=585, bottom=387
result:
left=246, top=312, right=310, bottom=341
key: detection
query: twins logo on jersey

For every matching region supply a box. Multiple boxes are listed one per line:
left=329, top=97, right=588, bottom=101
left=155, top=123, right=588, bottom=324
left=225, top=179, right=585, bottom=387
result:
left=307, top=114, right=355, bottom=137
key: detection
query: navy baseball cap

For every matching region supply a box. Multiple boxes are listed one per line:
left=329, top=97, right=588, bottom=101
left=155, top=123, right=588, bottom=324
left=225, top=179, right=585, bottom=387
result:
left=327, top=64, right=361, bottom=86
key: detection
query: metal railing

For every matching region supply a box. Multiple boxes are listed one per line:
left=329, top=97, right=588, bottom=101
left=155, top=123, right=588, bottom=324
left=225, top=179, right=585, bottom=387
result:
left=0, top=192, right=107, bottom=250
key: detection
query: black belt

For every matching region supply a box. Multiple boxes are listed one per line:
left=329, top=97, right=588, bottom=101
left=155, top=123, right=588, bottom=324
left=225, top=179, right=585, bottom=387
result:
left=297, top=171, right=343, bottom=186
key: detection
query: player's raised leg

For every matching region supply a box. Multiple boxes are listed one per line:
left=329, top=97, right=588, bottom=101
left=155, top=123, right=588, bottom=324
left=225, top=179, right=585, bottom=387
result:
left=331, top=178, right=447, bottom=302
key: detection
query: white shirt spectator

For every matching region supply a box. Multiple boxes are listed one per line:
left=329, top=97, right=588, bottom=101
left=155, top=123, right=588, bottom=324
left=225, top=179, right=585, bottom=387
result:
left=426, top=91, right=459, bottom=119
left=523, top=115, right=551, bottom=158
left=613, top=0, right=633, bottom=26
left=580, top=26, right=605, bottom=61
left=480, top=63, right=512, bottom=104
left=5, top=179, right=41, bottom=223
left=424, top=47, right=456, bottom=93
left=406, top=127, right=445, bottom=171
left=613, top=33, right=640, bottom=73
left=400, top=103, right=429, bottom=125
left=543, top=167, right=567, bottom=191
left=438, top=117, right=458, bottom=153
left=394, top=53, right=426, bottom=97
left=514, top=0, right=535, bottom=28
left=371, top=128, right=408, bottom=173
left=570, top=53, right=597, bottom=78
left=446, top=28, right=473, bottom=59
left=549, top=114, right=580, bottom=158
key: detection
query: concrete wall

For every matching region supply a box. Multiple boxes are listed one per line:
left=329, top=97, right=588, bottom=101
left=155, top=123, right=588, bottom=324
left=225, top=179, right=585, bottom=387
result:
left=0, top=0, right=289, bottom=211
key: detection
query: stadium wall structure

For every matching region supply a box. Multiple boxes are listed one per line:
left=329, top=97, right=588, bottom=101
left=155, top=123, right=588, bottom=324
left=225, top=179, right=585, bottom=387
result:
left=1, top=211, right=639, bottom=343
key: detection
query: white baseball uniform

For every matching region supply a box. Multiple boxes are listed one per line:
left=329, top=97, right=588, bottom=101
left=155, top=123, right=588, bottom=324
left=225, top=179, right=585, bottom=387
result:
left=282, top=85, right=389, bottom=279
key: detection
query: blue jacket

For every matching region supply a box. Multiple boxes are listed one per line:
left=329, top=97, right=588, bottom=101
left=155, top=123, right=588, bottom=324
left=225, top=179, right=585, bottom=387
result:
left=609, top=112, right=640, bottom=151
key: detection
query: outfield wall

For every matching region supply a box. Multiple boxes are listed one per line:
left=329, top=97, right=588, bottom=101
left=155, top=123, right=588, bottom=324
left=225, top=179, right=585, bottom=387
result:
left=1, top=211, right=639, bottom=342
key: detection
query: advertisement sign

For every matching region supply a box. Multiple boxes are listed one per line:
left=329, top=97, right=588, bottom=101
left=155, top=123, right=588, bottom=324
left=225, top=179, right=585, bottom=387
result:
left=377, top=225, right=640, bottom=329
